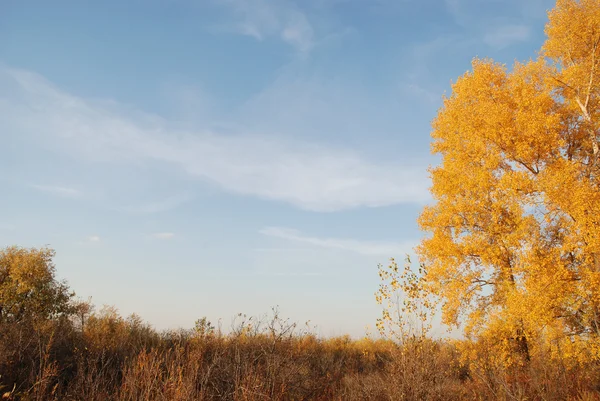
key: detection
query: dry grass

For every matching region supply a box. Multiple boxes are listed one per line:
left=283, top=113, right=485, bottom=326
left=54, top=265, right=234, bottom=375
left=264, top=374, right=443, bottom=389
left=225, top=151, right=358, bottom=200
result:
left=1, top=306, right=599, bottom=401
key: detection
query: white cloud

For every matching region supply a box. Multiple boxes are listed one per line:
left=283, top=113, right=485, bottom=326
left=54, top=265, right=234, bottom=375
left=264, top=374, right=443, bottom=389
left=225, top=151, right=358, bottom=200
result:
left=280, top=12, right=314, bottom=53
left=88, top=235, right=101, bottom=242
left=0, top=67, right=430, bottom=212
left=30, top=184, right=82, bottom=198
left=255, top=270, right=323, bottom=277
left=444, top=0, right=534, bottom=27
left=152, top=232, right=175, bottom=239
left=483, top=24, right=531, bottom=49
left=117, top=194, right=194, bottom=214
left=259, top=226, right=414, bottom=256
left=217, top=0, right=314, bottom=52
left=404, top=82, right=440, bottom=104
left=0, top=223, right=16, bottom=231
left=443, top=0, right=537, bottom=49
left=444, top=0, right=465, bottom=25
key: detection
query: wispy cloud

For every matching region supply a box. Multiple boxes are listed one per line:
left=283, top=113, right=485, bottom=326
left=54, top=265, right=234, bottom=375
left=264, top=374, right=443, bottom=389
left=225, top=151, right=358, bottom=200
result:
left=117, top=194, right=194, bottom=215
left=259, top=226, right=413, bottom=256
left=217, top=0, right=314, bottom=52
left=152, top=232, right=175, bottom=239
left=483, top=24, right=531, bottom=49
left=0, top=223, right=16, bottom=231
left=30, top=184, right=82, bottom=199
left=445, top=0, right=554, bottom=25
left=280, top=12, right=314, bottom=53
left=444, top=0, right=465, bottom=26
left=1, top=67, right=430, bottom=212
left=444, top=0, right=536, bottom=49
left=403, top=82, right=440, bottom=104
left=87, top=235, right=101, bottom=242
left=256, top=271, right=323, bottom=277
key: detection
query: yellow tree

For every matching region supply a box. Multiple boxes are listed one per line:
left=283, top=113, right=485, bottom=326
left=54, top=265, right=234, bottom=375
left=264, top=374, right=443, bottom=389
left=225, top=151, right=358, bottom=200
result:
left=0, top=246, right=75, bottom=391
left=0, top=246, right=73, bottom=323
left=417, top=0, right=600, bottom=362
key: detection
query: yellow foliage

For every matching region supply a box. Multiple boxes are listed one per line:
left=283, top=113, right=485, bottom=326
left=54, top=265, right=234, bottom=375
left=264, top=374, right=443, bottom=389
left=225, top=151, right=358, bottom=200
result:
left=375, top=256, right=437, bottom=340
left=376, top=0, right=600, bottom=366
left=0, top=246, right=73, bottom=323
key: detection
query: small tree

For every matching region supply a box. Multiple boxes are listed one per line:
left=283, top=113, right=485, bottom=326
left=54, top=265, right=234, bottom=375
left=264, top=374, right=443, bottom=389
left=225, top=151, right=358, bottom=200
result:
left=0, top=246, right=73, bottom=324
left=0, top=246, right=75, bottom=394
left=375, top=256, right=436, bottom=341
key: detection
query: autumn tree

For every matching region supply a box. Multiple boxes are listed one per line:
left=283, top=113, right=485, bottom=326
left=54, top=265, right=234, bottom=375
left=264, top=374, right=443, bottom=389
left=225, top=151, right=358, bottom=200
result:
left=413, top=0, right=600, bottom=362
left=0, top=246, right=73, bottom=323
left=0, top=247, right=75, bottom=394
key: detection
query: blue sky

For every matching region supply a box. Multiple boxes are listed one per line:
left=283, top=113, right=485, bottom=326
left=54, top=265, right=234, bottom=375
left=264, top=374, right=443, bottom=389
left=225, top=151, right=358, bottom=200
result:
left=0, top=0, right=555, bottom=337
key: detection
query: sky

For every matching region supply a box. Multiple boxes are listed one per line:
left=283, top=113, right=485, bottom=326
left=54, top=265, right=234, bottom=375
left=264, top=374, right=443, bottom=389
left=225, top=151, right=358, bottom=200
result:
left=0, top=0, right=556, bottom=337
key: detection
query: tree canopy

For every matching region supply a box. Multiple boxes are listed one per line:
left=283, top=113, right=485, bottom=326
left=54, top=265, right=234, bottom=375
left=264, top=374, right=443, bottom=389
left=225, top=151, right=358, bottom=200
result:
left=410, top=0, right=600, bottom=362
left=0, top=246, right=73, bottom=323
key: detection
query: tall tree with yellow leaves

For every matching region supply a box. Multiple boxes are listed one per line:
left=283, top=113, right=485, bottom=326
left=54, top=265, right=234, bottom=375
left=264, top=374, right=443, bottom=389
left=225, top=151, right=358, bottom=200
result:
left=416, top=0, right=600, bottom=362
